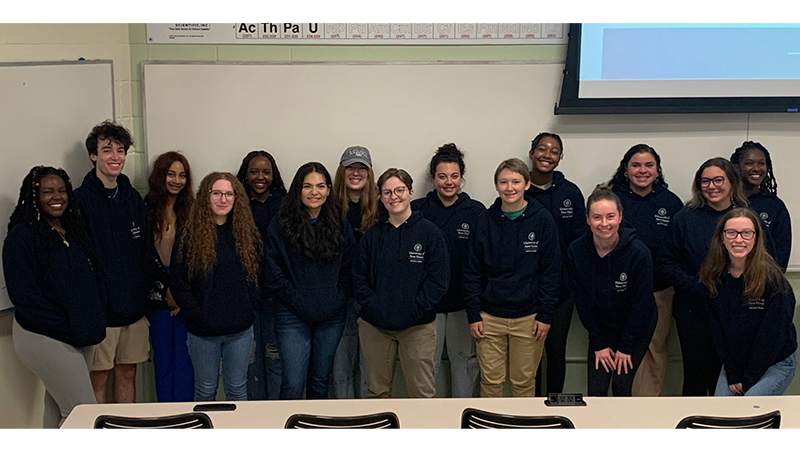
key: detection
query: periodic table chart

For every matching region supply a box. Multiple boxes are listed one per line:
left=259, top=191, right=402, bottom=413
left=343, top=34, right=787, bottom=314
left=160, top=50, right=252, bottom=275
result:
left=146, top=23, right=568, bottom=45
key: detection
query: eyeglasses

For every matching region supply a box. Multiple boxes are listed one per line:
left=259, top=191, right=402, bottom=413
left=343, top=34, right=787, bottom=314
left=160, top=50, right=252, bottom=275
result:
left=700, top=176, right=726, bottom=188
left=210, top=190, right=235, bottom=200
left=380, top=186, right=408, bottom=199
left=723, top=229, right=756, bottom=240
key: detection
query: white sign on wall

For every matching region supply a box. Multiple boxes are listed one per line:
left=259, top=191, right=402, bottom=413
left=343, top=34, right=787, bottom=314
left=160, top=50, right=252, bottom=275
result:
left=146, top=23, right=568, bottom=45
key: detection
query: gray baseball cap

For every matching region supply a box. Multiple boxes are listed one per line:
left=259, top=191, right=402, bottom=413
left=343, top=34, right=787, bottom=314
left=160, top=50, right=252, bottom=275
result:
left=340, top=145, right=372, bottom=168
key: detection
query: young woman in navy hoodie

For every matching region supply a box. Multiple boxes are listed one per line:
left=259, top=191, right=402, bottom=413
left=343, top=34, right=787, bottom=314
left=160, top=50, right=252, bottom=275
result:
left=658, top=158, right=750, bottom=396
left=236, top=150, right=287, bottom=401
left=4, top=166, right=105, bottom=427
left=608, top=144, right=683, bottom=396
left=526, top=132, right=587, bottom=395
left=464, top=158, right=561, bottom=398
left=264, top=162, right=355, bottom=400
left=730, top=141, right=791, bottom=271
left=171, top=172, right=262, bottom=401
left=699, top=208, right=797, bottom=396
left=567, top=186, right=657, bottom=396
left=352, top=168, right=449, bottom=398
left=411, top=143, right=486, bottom=397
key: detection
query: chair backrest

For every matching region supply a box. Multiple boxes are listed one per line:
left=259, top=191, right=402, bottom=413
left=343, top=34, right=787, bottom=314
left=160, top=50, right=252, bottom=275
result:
left=676, top=410, right=781, bottom=429
left=94, top=412, right=214, bottom=429
left=461, top=408, right=575, bottom=429
left=284, top=412, right=400, bottom=429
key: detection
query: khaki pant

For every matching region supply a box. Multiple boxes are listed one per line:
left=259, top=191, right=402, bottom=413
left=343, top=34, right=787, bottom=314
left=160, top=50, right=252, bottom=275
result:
left=632, top=287, right=674, bottom=396
left=92, top=317, right=150, bottom=371
left=475, top=312, right=544, bottom=398
left=358, top=319, right=436, bottom=398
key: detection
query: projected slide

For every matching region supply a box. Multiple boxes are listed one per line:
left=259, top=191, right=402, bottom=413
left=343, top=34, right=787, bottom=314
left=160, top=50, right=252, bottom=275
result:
left=578, top=24, right=800, bottom=98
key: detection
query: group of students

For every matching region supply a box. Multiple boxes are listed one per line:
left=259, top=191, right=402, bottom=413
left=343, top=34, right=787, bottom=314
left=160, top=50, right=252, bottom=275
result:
left=4, top=120, right=797, bottom=428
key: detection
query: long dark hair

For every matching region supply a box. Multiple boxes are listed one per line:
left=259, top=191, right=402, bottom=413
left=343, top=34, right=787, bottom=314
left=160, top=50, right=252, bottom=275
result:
left=7, top=166, right=95, bottom=266
left=236, top=150, right=287, bottom=199
left=278, top=162, right=344, bottom=262
left=145, top=152, right=194, bottom=242
left=730, top=141, right=778, bottom=195
left=608, top=144, right=668, bottom=190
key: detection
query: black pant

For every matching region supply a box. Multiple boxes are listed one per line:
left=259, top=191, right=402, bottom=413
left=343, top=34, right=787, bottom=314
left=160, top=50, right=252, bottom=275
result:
left=673, top=301, right=720, bottom=396
left=536, top=295, right=575, bottom=396
left=586, top=326, right=653, bottom=397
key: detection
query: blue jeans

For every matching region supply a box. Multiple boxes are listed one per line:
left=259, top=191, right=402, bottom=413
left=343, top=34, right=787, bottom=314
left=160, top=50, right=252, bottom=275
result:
left=187, top=325, right=254, bottom=401
left=275, top=304, right=346, bottom=400
left=247, top=302, right=281, bottom=400
left=715, top=351, right=797, bottom=396
left=146, top=308, right=194, bottom=402
left=329, top=298, right=368, bottom=398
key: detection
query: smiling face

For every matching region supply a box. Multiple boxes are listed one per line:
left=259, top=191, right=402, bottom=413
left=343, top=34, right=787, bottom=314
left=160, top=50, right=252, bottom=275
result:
left=738, top=148, right=767, bottom=190
left=587, top=198, right=622, bottom=242
left=433, top=162, right=462, bottom=202
left=90, top=138, right=126, bottom=185
left=344, top=163, right=368, bottom=193
left=380, top=176, right=412, bottom=217
left=209, top=179, right=235, bottom=222
left=246, top=156, right=273, bottom=199
left=700, top=166, right=732, bottom=210
left=495, top=169, right=530, bottom=209
left=39, top=174, right=68, bottom=220
left=301, top=171, right=329, bottom=218
left=165, top=160, right=187, bottom=196
left=529, top=136, right=562, bottom=175
left=627, top=151, right=658, bottom=195
left=722, top=216, right=756, bottom=262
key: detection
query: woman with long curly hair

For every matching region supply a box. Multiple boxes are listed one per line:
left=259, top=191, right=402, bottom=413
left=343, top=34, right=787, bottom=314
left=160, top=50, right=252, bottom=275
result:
left=236, top=150, right=287, bottom=400
left=329, top=145, right=379, bottom=399
left=264, top=162, right=355, bottom=400
left=699, top=208, right=796, bottom=396
left=170, top=171, right=262, bottom=401
left=607, top=144, right=683, bottom=396
left=143, top=151, right=195, bottom=402
left=3, top=166, right=105, bottom=427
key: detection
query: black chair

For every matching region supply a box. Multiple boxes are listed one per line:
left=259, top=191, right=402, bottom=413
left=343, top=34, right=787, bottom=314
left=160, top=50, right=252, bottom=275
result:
left=94, top=412, right=214, bottom=429
left=676, top=410, right=781, bottom=429
left=284, top=412, right=400, bottom=429
left=461, top=408, right=575, bottom=429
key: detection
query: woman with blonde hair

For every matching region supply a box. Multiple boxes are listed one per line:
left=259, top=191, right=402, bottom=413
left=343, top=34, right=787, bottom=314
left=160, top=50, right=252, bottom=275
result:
left=170, top=172, right=262, bottom=401
left=699, top=207, right=796, bottom=396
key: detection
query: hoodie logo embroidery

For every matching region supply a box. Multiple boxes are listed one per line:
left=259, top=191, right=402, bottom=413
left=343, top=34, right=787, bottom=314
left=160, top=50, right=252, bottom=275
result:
left=130, top=222, right=141, bottom=240
left=759, top=212, right=772, bottom=228
left=615, top=272, right=628, bottom=292
left=524, top=232, right=539, bottom=253
left=409, top=244, right=425, bottom=263
left=654, top=207, right=671, bottom=227
left=559, top=199, right=574, bottom=219
left=749, top=299, right=765, bottom=310
left=457, top=223, right=471, bottom=239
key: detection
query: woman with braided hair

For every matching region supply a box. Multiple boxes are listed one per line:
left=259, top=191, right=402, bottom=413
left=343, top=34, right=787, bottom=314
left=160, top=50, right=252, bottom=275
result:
left=3, top=166, right=105, bottom=428
left=730, top=141, right=791, bottom=270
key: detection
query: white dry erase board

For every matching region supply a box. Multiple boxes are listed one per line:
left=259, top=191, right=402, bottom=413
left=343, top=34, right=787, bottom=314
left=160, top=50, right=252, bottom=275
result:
left=141, top=61, right=800, bottom=270
left=0, top=60, right=115, bottom=315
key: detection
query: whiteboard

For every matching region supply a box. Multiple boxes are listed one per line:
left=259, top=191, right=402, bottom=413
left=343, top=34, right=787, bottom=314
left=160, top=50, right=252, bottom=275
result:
left=142, top=61, right=799, bottom=269
left=0, top=61, right=115, bottom=314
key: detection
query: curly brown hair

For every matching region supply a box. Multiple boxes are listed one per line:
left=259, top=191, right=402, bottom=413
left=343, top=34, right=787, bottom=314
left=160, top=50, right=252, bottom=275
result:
left=178, top=172, right=262, bottom=284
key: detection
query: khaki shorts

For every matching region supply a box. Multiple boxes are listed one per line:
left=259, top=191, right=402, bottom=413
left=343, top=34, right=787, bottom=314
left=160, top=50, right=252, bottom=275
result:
left=92, top=317, right=150, bottom=371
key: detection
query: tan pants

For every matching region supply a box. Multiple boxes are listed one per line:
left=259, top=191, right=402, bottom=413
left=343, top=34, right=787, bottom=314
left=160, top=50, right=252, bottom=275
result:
left=475, top=312, right=544, bottom=398
left=358, top=319, right=436, bottom=398
left=632, top=287, right=674, bottom=396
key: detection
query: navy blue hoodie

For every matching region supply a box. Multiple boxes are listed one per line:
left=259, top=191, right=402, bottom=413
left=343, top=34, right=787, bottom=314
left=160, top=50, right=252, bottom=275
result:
left=463, top=196, right=561, bottom=325
left=707, top=272, right=797, bottom=392
left=264, top=217, right=355, bottom=325
left=250, top=193, right=284, bottom=244
left=170, top=222, right=258, bottom=337
left=525, top=171, right=587, bottom=298
left=748, top=190, right=791, bottom=270
left=567, top=227, right=657, bottom=354
left=74, top=170, right=154, bottom=327
left=613, top=184, right=684, bottom=291
left=411, top=190, right=486, bottom=314
left=3, top=223, right=106, bottom=347
left=352, top=211, right=449, bottom=331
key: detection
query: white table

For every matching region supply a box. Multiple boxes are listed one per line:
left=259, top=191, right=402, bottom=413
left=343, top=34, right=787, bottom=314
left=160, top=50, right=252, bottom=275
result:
left=61, top=396, right=800, bottom=429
